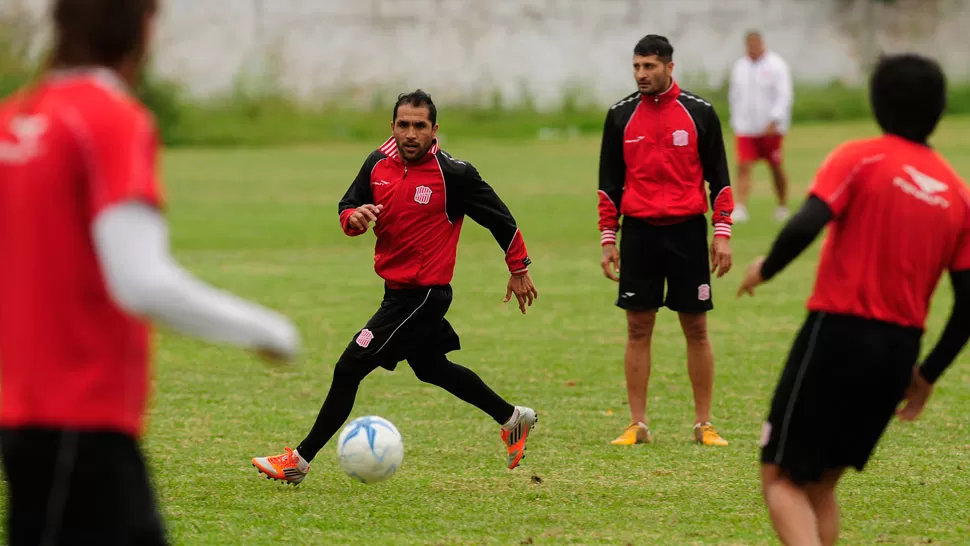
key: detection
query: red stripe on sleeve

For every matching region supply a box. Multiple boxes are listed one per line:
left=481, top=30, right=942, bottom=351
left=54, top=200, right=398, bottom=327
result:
left=505, top=229, right=530, bottom=274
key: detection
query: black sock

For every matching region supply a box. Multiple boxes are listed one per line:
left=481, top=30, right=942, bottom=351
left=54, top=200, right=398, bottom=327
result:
left=296, top=354, right=378, bottom=462
left=409, top=354, right=515, bottom=424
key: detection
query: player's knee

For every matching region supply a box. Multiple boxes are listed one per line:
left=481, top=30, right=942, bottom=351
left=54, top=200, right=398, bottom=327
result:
left=679, top=313, right=708, bottom=344
left=626, top=311, right=656, bottom=341
left=333, top=354, right=371, bottom=384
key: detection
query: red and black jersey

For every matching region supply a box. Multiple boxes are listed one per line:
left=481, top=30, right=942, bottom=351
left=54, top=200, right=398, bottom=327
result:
left=339, top=137, right=531, bottom=288
left=597, top=80, right=734, bottom=246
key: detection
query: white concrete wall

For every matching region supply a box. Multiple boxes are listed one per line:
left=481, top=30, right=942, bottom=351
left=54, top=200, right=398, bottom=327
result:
left=5, top=0, right=968, bottom=108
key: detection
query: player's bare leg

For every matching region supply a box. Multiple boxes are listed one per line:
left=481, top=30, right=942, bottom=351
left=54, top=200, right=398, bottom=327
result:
left=762, top=464, right=822, bottom=546
left=806, top=469, right=845, bottom=546
left=770, top=162, right=790, bottom=221
left=612, top=310, right=656, bottom=445
left=679, top=312, right=727, bottom=445
left=733, top=162, right=754, bottom=223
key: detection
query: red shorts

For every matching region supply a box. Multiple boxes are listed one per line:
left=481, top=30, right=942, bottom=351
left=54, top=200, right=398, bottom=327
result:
left=736, top=135, right=784, bottom=166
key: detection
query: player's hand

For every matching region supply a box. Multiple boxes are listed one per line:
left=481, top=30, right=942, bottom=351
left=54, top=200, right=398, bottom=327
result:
left=710, top=237, right=733, bottom=278
left=348, top=204, right=384, bottom=231
left=897, top=366, right=933, bottom=421
left=737, top=256, right=766, bottom=298
left=505, top=272, right=538, bottom=314
left=765, top=121, right=780, bottom=136
left=601, top=244, right=620, bottom=282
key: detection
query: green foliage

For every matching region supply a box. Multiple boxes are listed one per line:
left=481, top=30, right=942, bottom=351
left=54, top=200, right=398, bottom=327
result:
left=135, top=70, right=183, bottom=145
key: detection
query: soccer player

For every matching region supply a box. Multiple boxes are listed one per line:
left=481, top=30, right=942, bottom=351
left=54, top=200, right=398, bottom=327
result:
left=598, top=34, right=734, bottom=447
left=738, top=53, right=970, bottom=546
left=728, top=31, right=794, bottom=223
left=252, top=90, right=539, bottom=485
left=0, top=0, right=301, bottom=544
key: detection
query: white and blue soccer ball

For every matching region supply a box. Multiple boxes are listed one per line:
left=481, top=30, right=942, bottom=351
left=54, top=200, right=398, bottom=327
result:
left=336, top=415, right=404, bottom=484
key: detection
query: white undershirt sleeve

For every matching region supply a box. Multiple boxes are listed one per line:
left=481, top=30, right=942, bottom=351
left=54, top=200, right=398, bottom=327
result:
left=92, top=202, right=300, bottom=359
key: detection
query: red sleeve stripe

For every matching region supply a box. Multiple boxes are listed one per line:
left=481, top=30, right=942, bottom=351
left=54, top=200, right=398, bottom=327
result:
left=504, top=229, right=530, bottom=273
left=601, top=229, right=617, bottom=246
left=713, top=223, right=732, bottom=239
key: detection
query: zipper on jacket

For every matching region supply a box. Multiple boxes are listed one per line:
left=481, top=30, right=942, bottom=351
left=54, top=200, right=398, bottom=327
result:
left=403, top=166, right=408, bottom=179
left=655, top=98, right=665, bottom=211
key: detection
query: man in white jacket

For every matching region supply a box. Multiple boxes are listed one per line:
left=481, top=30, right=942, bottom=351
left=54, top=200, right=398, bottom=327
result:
left=728, top=31, right=793, bottom=223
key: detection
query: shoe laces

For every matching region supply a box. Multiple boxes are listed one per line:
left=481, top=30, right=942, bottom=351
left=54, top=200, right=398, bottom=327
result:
left=268, top=447, right=296, bottom=467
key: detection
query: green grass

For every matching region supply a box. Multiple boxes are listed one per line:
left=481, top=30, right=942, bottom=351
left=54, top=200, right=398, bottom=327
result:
left=5, top=118, right=970, bottom=545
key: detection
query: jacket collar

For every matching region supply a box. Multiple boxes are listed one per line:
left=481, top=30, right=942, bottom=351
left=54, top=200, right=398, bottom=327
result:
left=379, top=136, right=441, bottom=165
left=640, top=79, right=680, bottom=105
left=47, top=67, right=130, bottom=96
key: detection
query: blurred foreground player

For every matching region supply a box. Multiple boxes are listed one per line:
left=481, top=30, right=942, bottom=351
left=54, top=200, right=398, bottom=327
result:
left=252, top=90, right=539, bottom=485
left=0, top=0, right=300, bottom=544
left=738, top=54, right=970, bottom=546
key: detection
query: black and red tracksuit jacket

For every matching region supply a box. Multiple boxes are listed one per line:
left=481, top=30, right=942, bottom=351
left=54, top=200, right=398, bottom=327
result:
left=597, top=80, right=734, bottom=246
left=338, top=137, right=531, bottom=289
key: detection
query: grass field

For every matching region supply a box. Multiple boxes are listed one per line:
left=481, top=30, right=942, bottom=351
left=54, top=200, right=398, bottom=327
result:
left=6, top=118, right=970, bottom=545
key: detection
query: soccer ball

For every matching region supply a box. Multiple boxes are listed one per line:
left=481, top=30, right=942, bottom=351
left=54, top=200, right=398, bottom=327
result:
left=336, top=415, right=404, bottom=484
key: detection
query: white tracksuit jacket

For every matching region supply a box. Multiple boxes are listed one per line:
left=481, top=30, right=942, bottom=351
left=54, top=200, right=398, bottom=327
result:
left=728, top=51, right=793, bottom=137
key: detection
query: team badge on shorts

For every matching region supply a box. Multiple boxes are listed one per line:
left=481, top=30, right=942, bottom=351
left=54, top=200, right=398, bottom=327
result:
left=414, top=186, right=433, bottom=205
left=356, top=329, right=374, bottom=348
left=672, top=129, right=689, bottom=147
left=760, top=421, right=772, bottom=447
left=698, top=283, right=711, bottom=301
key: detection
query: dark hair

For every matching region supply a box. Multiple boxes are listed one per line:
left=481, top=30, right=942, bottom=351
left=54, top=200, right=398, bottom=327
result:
left=633, top=34, right=673, bottom=62
left=393, top=89, right=437, bottom=125
left=870, top=53, right=946, bottom=143
left=51, top=0, right=157, bottom=68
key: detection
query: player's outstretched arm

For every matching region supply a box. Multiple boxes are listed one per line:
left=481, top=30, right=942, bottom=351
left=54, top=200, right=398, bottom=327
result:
left=93, top=202, right=301, bottom=364
left=737, top=196, right=833, bottom=296
left=899, top=269, right=970, bottom=420
left=460, top=165, right=537, bottom=313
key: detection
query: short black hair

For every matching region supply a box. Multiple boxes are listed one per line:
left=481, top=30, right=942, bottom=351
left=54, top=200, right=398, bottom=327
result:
left=393, top=89, right=437, bottom=125
left=869, top=53, right=946, bottom=143
left=633, top=34, right=673, bottom=62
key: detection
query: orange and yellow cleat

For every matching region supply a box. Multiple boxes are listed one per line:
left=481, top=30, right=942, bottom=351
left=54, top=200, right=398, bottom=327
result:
left=610, top=422, right=652, bottom=445
left=694, top=422, right=729, bottom=446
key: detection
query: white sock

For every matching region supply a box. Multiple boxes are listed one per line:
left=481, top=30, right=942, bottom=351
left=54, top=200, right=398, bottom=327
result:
left=502, top=407, right=521, bottom=430
left=292, top=449, right=310, bottom=472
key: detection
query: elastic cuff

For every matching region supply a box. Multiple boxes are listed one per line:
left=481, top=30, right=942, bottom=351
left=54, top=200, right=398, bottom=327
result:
left=601, top=229, right=617, bottom=246
left=510, top=268, right=529, bottom=276
left=713, top=223, right=732, bottom=239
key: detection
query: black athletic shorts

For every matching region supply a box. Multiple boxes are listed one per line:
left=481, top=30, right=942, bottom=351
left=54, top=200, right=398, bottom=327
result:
left=0, top=427, right=167, bottom=545
left=344, top=284, right=460, bottom=371
left=760, top=311, right=922, bottom=484
left=617, top=214, right=713, bottom=313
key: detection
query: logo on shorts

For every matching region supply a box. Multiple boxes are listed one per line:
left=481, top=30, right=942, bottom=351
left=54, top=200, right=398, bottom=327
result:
left=414, top=186, right=433, bottom=205
left=698, top=284, right=711, bottom=301
left=672, top=129, right=689, bottom=147
left=760, top=421, right=773, bottom=447
left=356, top=329, right=374, bottom=348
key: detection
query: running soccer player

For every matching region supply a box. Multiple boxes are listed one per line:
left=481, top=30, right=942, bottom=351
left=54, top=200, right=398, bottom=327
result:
left=738, top=53, right=970, bottom=546
left=252, top=90, right=539, bottom=485
left=0, top=1, right=300, bottom=544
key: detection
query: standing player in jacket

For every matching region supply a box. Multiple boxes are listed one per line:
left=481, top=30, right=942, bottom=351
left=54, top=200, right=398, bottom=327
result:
left=598, top=34, right=734, bottom=447
left=252, top=90, right=539, bottom=484
left=0, top=0, right=300, bottom=543
left=738, top=53, right=970, bottom=546
left=728, top=31, right=794, bottom=223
